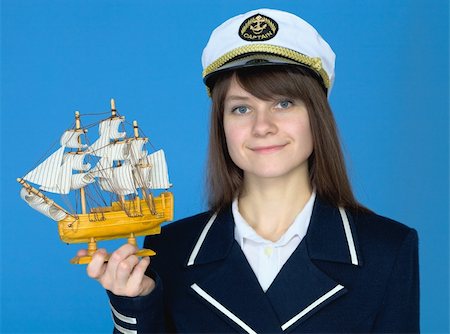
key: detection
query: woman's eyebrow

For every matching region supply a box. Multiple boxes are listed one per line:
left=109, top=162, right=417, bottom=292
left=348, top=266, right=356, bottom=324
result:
left=224, top=95, right=251, bottom=102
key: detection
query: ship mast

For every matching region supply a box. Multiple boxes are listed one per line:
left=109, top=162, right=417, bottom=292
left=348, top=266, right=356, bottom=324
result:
left=110, top=98, right=126, bottom=207
left=133, top=120, right=139, bottom=138
left=133, top=120, right=142, bottom=215
left=111, top=98, right=117, bottom=117
left=134, top=120, right=157, bottom=214
left=75, top=111, right=87, bottom=214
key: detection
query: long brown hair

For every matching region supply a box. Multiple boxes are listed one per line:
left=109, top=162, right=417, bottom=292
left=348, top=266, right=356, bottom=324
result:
left=207, top=65, right=366, bottom=213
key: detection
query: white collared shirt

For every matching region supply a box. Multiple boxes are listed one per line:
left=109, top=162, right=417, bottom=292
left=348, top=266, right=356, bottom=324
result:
left=233, top=192, right=316, bottom=292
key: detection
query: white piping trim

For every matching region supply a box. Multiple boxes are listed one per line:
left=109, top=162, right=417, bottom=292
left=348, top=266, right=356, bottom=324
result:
left=109, top=301, right=137, bottom=324
left=191, top=283, right=257, bottom=334
left=339, top=207, right=359, bottom=265
left=281, top=284, right=345, bottom=331
left=111, top=317, right=137, bottom=334
left=187, top=212, right=218, bottom=266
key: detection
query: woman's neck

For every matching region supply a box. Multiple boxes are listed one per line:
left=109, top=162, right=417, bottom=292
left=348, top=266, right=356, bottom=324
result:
left=238, top=171, right=312, bottom=242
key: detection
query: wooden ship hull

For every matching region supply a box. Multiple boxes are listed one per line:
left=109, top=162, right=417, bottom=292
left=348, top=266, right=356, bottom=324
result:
left=58, top=192, right=173, bottom=244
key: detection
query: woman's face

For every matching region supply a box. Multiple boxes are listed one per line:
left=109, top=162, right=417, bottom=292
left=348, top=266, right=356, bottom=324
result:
left=223, top=76, right=313, bottom=182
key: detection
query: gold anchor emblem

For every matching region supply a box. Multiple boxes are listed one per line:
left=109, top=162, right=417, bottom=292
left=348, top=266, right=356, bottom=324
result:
left=249, top=15, right=267, bottom=35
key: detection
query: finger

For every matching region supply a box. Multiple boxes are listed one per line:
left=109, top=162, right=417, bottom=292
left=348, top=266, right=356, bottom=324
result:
left=77, top=249, right=88, bottom=257
left=127, top=256, right=153, bottom=296
left=105, top=244, right=138, bottom=282
left=87, top=249, right=108, bottom=279
left=115, top=254, right=140, bottom=288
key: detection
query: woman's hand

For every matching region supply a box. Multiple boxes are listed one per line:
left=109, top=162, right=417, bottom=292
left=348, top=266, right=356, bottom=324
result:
left=78, top=243, right=155, bottom=297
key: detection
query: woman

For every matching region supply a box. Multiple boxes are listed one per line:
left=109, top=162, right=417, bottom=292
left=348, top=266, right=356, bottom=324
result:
left=82, top=8, right=419, bottom=333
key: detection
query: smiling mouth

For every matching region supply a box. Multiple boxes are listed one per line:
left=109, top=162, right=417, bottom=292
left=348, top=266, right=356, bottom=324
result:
left=250, top=144, right=287, bottom=154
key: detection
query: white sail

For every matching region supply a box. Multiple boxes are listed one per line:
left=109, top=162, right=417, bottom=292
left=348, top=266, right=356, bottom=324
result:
left=88, top=117, right=126, bottom=157
left=70, top=153, right=91, bottom=171
left=96, top=163, right=136, bottom=195
left=134, top=165, right=152, bottom=189
left=39, top=153, right=75, bottom=194
left=71, top=173, right=95, bottom=190
left=22, top=135, right=89, bottom=194
left=23, top=147, right=65, bottom=192
left=20, top=188, right=68, bottom=221
left=20, top=187, right=45, bottom=205
left=106, top=118, right=126, bottom=139
left=127, top=138, right=148, bottom=165
left=146, top=149, right=171, bottom=189
left=60, top=130, right=87, bottom=149
left=111, top=164, right=137, bottom=195
left=109, top=142, right=130, bottom=161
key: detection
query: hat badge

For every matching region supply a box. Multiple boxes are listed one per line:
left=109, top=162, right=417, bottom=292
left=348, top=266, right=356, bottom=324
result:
left=239, top=14, right=278, bottom=42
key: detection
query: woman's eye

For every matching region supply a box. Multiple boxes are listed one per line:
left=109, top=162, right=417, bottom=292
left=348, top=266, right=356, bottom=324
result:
left=276, top=100, right=293, bottom=109
left=232, top=106, right=250, bottom=114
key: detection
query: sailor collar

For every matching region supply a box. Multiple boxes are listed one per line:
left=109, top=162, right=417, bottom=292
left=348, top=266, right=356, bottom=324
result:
left=186, top=195, right=363, bottom=267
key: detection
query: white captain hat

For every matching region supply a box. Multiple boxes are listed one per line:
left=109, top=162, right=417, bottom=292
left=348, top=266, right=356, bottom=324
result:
left=202, top=8, right=336, bottom=95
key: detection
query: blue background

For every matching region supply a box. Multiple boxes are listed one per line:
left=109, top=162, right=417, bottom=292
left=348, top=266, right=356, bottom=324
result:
left=1, top=0, right=448, bottom=333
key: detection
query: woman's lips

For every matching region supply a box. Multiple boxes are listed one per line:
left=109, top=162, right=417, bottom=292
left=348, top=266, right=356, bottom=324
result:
left=249, top=144, right=287, bottom=154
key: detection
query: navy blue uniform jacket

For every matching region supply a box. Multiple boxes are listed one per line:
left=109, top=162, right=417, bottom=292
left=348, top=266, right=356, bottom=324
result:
left=108, top=196, right=419, bottom=333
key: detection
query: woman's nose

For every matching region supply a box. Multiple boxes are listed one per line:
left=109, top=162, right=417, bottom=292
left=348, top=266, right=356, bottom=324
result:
left=251, top=109, right=277, bottom=137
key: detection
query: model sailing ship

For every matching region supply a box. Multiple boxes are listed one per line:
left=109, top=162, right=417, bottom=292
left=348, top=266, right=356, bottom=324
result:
left=17, top=99, right=174, bottom=264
